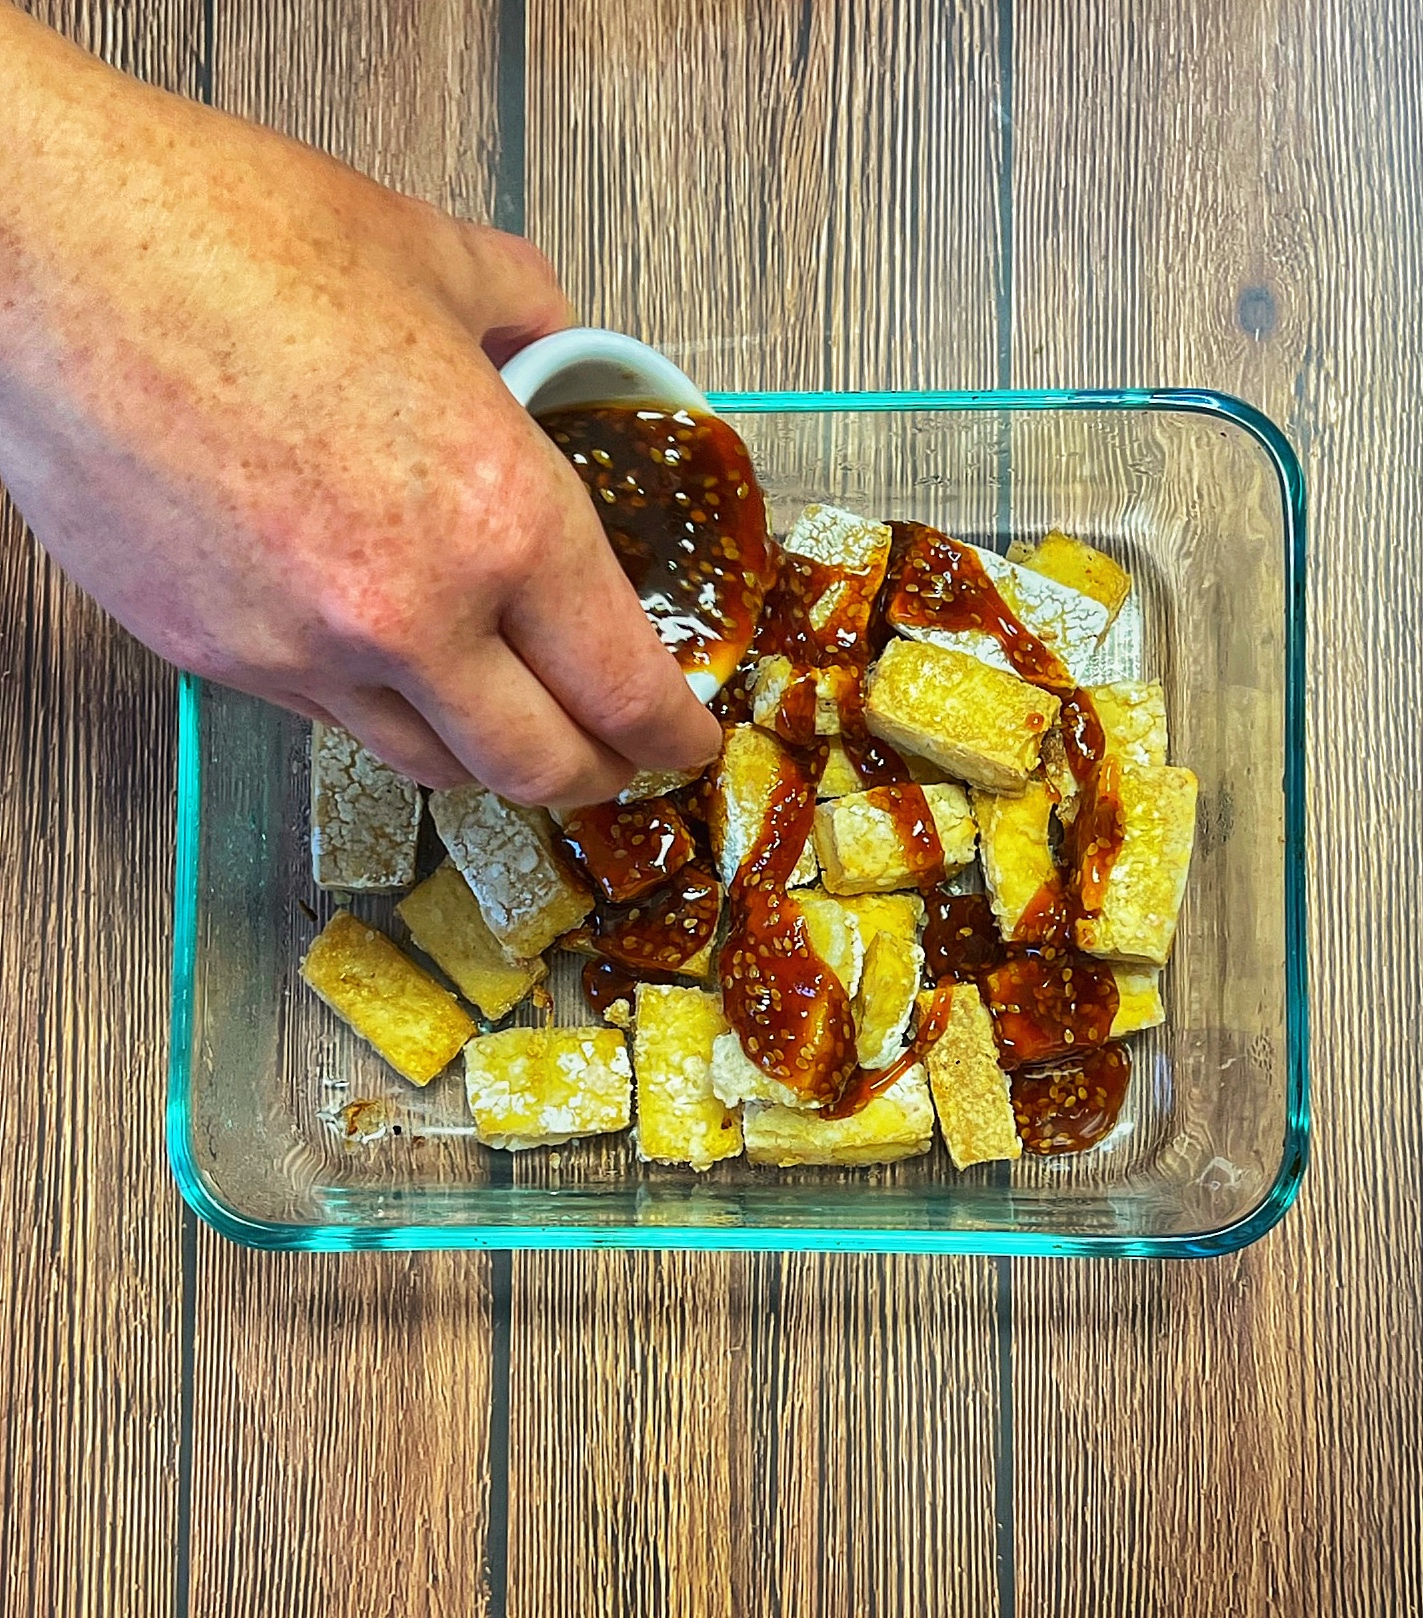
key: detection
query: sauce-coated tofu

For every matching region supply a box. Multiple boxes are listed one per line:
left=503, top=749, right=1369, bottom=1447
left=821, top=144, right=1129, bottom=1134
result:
left=813, top=782, right=977, bottom=895
left=708, top=724, right=818, bottom=887
left=743, top=1067, right=933, bottom=1167
left=972, top=781, right=1058, bottom=941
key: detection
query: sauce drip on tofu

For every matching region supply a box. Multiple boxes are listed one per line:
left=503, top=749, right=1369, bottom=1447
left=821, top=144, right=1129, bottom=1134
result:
left=821, top=981, right=956, bottom=1120
left=718, top=740, right=862, bottom=1106
left=1011, top=1043, right=1132, bottom=1154
left=558, top=797, right=694, bottom=905
left=588, top=860, right=721, bottom=975
left=749, top=536, right=947, bottom=887
left=539, top=406, right=773, bottom=690
left=922, top=890, right=1130, bottom=1150
left=886, top=521, right=1124, bottom=913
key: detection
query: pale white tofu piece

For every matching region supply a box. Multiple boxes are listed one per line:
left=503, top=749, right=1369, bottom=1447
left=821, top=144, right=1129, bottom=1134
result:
left=429, top=785, right=593, bottom=960
left=865, top=639, right=1060, bottom=794
left=707, top=724, right=818, bottom=887
left=813, top=782, right=977, bottom=895
left=464, top=1026, right=631, bottom=1149
left=889, top=535, right=1110, bottom=681
left=743, top=1066, right=934, bottom=1167
left=920, top=985, right=1022, bottom=1169
left=310, top=723, right=421, bottom=891
left=632, top=984, right=742, bottom=1170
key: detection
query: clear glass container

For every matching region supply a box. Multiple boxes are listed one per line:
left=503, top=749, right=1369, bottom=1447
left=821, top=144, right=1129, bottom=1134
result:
left=167, top=389, right=1308, bottom=1255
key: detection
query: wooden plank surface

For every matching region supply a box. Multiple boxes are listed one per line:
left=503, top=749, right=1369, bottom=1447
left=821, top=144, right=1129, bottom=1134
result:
left=512, top=5, right=1007, bottom=1613
left=3, top=0, right=1422, bottom=1614
left=1, top=13, right=201, bottom=1618
left=1009, top=2, right=1422, bottom=1614
left=180, top=5, right=507, bottom=1614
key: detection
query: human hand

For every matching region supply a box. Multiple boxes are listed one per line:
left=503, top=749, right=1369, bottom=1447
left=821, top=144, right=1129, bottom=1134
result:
left=0, top=6, right=722, bottom=805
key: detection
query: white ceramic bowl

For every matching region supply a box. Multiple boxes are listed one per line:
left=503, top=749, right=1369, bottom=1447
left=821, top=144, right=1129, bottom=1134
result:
left=500, top=327, right=711, bottom=417
left=501, top=328, right=722, bottom=702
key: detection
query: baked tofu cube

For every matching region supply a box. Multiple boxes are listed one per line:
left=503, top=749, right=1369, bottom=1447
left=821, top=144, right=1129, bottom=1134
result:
left=1110, top=966, right=1165, bottom=1037
left=310, top=723, right=421, bottom=891
left=430, top=785, right=593, bottom=960
left=794, top=889, right=866, bottom=996
left=1044, top=680, right=1169, bottom=817
left=853, top=929, right=926, bottom=1069
left=779, top=503, right=893, bottom=646
left=632, top=984, right=743, bottom=1170
left=920, top=985, right=1022, bottom=1169
left=835, top=891, right=925, bottom=944
left=972, top=782, right=1060, bottom=941
left=743, top=1066, right=934, bottom=1167
left=396, top=862, right=546, bottom=1022
left=301, top=911, right=475, bottom=1086
left=749, top=655, right=859, bottom=739
left=1074, top=763, right=1198, bottom=967
left=813, top=782, right=977, bottom=895
left=710, top=1029, right=821, bottom=1112
left=817, top=737, right=865, bottom=799
left=1006, top=529, right=1132, bottom=626
left=708, top=724, right=818, bottom=887
left=865, top=639, right=1060, bottom=794
left=464, top=1026, right=631, bottom=1149
left=888, top=527, right=1110, bottom=681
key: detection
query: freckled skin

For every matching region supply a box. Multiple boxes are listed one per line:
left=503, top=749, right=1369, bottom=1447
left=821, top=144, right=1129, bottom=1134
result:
left=0, top=5, right=721, bottom=804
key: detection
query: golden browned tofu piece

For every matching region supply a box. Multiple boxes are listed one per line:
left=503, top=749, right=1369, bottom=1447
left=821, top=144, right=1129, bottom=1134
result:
left=794, top=888, right=865, bottom=995
left=429, top=785, right=593, bottom=960
left=743, top=1067, right=933, bottom=1167
left=817, top=737, right=865, bottom=799
left=835, top=891, right=925, bottom=944
left=632, top=984, right=743, bottom=1170
left=1075, top=764, right=1198, bottom=967
left=813, top=782, right=976, bottom=895
left=920, top=985, right=1021, bottom=1169
left=1111, top=966, right=1165, bottom=1036
left=853, top=929, right=925, bottom=1068
left=301, top=911, right=475, bottom=1086
left=749, top=656, right=859, bottom=737
left=708, top=724, right=818, bottom=887
left=396, top=862, right=546, bottom=1022
left=310, top=723, right=421, bottom=891
left=464, top=1026, right=631, bottom=1149
left=865, top=639, right=1060, bottom=794
left=1044, top=680, right=1169, bottom=817
left=1007, top=529, right=1132, bottom=626
left=972, top=782, right=1058, bottom=941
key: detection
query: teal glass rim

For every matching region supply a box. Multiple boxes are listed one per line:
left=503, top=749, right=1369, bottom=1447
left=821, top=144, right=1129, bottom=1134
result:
left=166, top=386, right=1309, bottom=1256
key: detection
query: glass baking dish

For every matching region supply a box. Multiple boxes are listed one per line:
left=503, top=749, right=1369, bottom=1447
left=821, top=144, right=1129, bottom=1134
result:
left=166, top=389, right=1308, bottom=1255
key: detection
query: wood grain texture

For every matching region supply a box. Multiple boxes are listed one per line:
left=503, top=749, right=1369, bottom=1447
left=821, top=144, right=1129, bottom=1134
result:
left=0, top=9, right=203, bottom=1616
left=517, top=6, right=1006, bottom=1613
left=1010, top=1, right=1422, bottom=1613
left=180, top=6, right=506, bottom=1613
